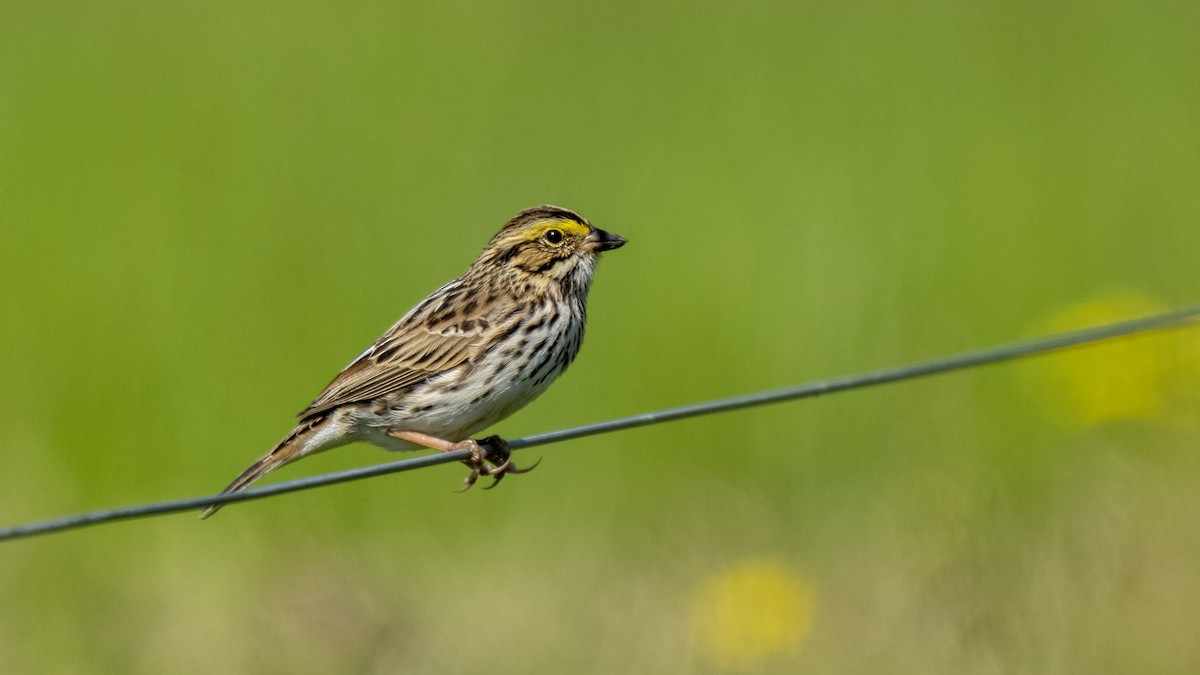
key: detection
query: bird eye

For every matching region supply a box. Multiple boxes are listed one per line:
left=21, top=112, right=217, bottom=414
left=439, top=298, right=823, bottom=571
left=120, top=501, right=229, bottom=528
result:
left=544, top=229, right=564, bottom=245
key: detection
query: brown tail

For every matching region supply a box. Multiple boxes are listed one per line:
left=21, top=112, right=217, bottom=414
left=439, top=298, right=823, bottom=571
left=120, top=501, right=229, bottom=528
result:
left=199, top=416, right=329, bottom=519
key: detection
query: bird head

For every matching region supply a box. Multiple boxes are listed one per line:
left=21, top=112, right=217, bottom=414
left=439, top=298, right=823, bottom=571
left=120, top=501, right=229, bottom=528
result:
left=474, top=205, right=626, bottom=294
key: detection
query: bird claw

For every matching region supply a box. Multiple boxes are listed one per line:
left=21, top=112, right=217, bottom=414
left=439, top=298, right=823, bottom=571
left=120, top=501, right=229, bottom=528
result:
left=454, top=435, right=539, bottom=492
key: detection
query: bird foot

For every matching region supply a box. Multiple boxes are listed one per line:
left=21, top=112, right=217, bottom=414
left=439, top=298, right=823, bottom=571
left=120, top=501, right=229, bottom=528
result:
left=384, top=429, right=540, bottom=491
left=456, top=435, right=541, bottom=491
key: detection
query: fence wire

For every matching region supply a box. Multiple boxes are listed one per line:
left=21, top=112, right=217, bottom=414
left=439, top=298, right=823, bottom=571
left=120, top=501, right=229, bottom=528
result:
left=2, top=306, right=1198, bottom=543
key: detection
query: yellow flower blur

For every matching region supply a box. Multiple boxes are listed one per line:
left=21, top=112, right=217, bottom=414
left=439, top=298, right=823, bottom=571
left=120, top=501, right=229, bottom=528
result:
left=1037, top=293, right=1171, bottom=427
left=692, top=559, right=816, bottom=671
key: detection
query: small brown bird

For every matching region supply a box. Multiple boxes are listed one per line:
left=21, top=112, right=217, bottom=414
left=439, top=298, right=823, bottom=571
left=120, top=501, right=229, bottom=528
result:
left=201, top=206, right=626, bottom=517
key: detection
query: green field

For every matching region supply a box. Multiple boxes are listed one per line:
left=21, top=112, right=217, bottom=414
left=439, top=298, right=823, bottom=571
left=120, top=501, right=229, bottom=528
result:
left=2, top=1, right=1199, bottom=672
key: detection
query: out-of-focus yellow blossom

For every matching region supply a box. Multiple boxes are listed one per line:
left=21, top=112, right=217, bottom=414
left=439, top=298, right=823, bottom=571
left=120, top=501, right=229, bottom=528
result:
left=1035, top=293, right=1175, bottom=427
left=691, top=559, right=816, bottom=671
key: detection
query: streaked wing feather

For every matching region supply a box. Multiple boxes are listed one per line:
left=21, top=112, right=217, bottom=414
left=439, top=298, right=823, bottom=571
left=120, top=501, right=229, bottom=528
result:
left=298, top=290, right=520, bottom=419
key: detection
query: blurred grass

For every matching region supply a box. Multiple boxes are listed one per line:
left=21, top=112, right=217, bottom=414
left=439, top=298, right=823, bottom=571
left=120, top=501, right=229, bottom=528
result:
left=2, top=0, right=1200, bottom=672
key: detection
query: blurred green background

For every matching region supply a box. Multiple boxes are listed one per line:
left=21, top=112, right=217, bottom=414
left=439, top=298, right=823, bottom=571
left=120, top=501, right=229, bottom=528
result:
left=2, top=0, right=1199, bottom=672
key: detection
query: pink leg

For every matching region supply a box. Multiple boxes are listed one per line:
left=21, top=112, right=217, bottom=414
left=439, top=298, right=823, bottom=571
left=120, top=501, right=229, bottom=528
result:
left=388, top=430, right=468, bottom=453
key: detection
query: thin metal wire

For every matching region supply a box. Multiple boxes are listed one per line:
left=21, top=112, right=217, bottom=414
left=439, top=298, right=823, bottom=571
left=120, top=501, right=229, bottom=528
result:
left=2, top=306, right=1198, bottom=543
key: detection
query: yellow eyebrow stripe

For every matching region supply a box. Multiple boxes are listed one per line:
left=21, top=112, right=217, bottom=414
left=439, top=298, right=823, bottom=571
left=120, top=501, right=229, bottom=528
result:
left=527, top=220, right=590, bottom=240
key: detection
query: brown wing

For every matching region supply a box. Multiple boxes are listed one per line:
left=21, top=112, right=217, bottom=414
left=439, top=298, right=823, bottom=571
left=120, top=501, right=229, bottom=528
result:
left=298, top=283, right=518, bottom=420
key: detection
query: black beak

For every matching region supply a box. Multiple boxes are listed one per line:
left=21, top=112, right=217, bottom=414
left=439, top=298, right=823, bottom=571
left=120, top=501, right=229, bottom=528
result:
left=588, top=228, right=628, bottom=252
